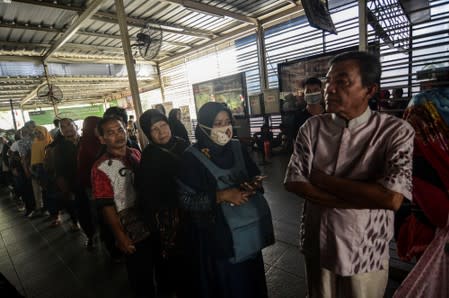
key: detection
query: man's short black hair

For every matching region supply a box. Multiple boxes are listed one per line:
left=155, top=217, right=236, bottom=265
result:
left=303, top=77, right=322, bottom=88
left=97, top=116, right=123, bottom=137
left=53, top=118, right=60, bottom=127
left=104, top=107, right=128, bottom=124
left=329, top=51, right=381, bottom=87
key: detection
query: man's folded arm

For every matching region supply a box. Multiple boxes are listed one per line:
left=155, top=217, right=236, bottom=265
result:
left=285, top=181, right=365, bottom=209
left=310, top=170, right=404, bottom=211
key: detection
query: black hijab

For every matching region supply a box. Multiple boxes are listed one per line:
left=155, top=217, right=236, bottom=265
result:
left=139, top=109, right=185, bottom=156
left=168, top=108, right=190, bottom=143
left=139, top=109, right=167, bottom=138
left=137, top=110, right=188, bottom=210
left=195, top=102, right=234, bottom=168
left=168, top=108, right=180, bottom=123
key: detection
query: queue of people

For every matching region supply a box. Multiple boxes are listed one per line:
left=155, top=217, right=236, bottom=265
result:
left=1, top=101, right=273, bottom=298
left=1, top=50, right=446, bottom=298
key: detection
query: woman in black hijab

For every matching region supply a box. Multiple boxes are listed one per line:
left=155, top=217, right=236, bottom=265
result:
left=168, top=108, right=190, bottom=144
left=135, top=109, right=190, bottom=297
left=178, top=102, right=269, bottom=298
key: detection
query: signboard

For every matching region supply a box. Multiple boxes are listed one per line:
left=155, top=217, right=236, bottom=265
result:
left=233, top=117, right=251, bottom=140
left=192, top=72, right=247, bottom=117
left=29, top=110, right=54, bottom=125
left=249, top=94, right=263, bottom=116
left=278, top=52, right=334, bottom=95
left=263, top=89, right=280, bottom=114
left=29, top=105, right=104, bottom=125
left=278, top=45, right=379, bottom=95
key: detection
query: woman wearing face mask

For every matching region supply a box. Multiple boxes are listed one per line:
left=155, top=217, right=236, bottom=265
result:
left=177, top=102, right=269, bottom=298
left=135, top=109, right=191, bottom=297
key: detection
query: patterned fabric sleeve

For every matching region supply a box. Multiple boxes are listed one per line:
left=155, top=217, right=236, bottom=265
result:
left=284, top=120, right=314, bottom=184
left=378, top=121, right=415, bottom=200
left=91, top=163, right=114, bottom=201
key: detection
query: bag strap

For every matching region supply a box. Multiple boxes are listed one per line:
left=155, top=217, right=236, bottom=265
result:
left=186, top=145, right=223, bottom=181
left=186, top=140, right=249, bottom=183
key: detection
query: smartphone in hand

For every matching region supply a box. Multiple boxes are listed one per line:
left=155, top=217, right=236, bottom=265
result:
left=240, top=175, right=267, bottom=192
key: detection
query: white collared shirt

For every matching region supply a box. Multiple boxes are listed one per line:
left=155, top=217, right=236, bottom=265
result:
left=285, top=108, right=414, bottom=276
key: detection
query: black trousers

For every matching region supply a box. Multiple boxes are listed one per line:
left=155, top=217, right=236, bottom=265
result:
left=75, top=189, right=96, bottom=239
left=125, top=236, right=158, bottom=298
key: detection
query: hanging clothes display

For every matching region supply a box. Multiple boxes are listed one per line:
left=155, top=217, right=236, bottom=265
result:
left=394, top=88, right=449, bottom=297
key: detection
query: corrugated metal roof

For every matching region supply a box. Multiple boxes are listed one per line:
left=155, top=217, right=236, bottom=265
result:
left=0, top=0, right=300, bottom=110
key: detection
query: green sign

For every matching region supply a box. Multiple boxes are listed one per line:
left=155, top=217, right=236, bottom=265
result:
left=28, top=110, right=56, bottom=125
left=29, top=105, right=105, bottom=125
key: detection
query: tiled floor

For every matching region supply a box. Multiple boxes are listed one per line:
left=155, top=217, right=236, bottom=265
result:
left=0, top=153, right=409, bottom=297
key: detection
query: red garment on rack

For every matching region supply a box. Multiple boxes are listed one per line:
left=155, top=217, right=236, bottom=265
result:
left=413, top=176, right=449, bottom=229
left=397, top=214, right=434, bottom=261
left=397, top=101, right=449, bottom=261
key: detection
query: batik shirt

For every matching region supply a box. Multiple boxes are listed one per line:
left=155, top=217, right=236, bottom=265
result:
left=92, top=148, right=150, bottom=243
left=285, top=107, right=414, bottom=276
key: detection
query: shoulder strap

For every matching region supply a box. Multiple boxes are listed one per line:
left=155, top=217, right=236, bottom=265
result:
left=186, top=145, right=221, bottom=179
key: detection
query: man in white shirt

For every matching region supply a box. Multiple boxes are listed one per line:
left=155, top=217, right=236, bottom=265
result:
left=285, top=51, right=414, bottom=298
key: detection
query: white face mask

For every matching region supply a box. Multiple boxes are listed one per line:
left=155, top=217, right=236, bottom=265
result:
left=200, top=124, right=233, bottom=146
left=304, top=91, right=323, bottom=104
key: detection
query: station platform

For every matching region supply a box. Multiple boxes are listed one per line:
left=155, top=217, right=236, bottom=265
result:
left=0, top=153, right=412, bottom=297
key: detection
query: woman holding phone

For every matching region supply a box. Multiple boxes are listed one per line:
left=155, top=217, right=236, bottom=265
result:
left=177, top=102, right=272, bottom=298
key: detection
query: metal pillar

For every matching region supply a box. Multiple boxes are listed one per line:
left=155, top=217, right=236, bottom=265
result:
left=359, top=0, right=367, bottom=51
left=115, top=0, right=146, bottom=146
left=9, top=99, right=17, bottom=130
left=115, top=0, right=143, bottom=117
left=157, top=63, right=167, bottom=103
left=408, top=24, right=413, bottom=95
left=256, top=22, right=268, bottom=91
